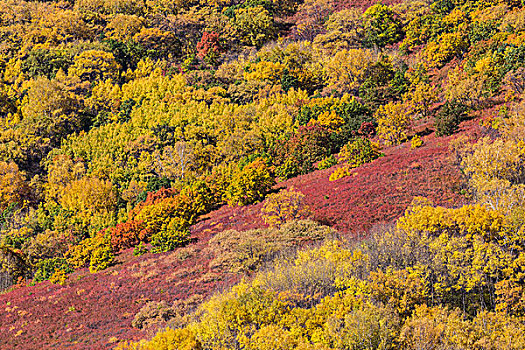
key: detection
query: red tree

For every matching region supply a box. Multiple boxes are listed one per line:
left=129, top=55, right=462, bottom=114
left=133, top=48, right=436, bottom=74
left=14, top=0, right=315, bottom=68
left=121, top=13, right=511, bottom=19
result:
left=196, top=32, right=222, bottom=65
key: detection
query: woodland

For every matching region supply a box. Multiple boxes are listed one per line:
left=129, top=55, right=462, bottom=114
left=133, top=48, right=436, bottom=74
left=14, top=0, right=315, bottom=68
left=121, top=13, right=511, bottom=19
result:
left=0, top=0, right=525, bottom=348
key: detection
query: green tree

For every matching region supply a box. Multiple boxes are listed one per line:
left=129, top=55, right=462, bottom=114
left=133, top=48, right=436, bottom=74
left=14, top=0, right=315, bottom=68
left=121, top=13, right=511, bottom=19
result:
left=363, top=4, right=403, bottom=48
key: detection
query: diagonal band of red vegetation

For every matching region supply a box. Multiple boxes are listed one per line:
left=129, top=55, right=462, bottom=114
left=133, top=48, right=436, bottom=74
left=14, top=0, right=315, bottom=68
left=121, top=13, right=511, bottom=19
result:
left=0, top=126, right=469, bottom=349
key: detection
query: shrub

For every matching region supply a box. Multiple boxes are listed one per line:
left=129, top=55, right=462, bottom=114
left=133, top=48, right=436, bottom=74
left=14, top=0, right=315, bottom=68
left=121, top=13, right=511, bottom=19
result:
left=193, top=284, right=292, bottom=349
left=65, top=240, right=91, bottom=270
left=298, top=97, right=373, bottom=141
left=317, top=110, right=345, bottom=130
left=400, top=307, right=525, bottom=349
left=245, top=324, right=304, bottom=350
left=209, top=220, right=330, bottom=274
left=226, top=158, right=275, bottom=206
left=324, top=49, right=376, bottom=94
left=338, top=138, right=382, bottom=168
left=254, top=239, right=362, bottom=300
left=89, top=231, right=114, bottom=273
left=180, top=180, right=215, bottom=219
left=368, top=268, right=429, bottom=318
left=150, top=226, right=190, bottom=253
left=133, top=196, right=193, bottom=240
left=359, top=60, right=407, bottom=106
left=317, top=155, right=338, bottom=170
left=410, top=135, right=423, bottom=149
left=275, top=158, right=300, bottom=181
left=196, top=32, right=221, bottom=65
left=132, top=300, right=176, bottom=330
left=329, top=164, right=353, bottom=181
left=122, top=322, right=202, bottom=349
left=133, top=198, right=188, bottom=235
left=144, top=328, right=201, bottom=350
left=209, top=228, right=281, bottom=274
left=375, top=102, right=413, bottom=145
left=261, top=187, right=311, bottom=227
left=272, top=123, right=334, bottom=180
left=65, top=230, right=114, bottom=273
left=403, top=82, right=439, bottom=119
left=117, top=182, right=215, bottom=255
left=278, top=219, right=334, bottom=243
left=49, top=269, right=68, bottom=285
left=358, top=121, right=376, bottom=138
left=133, top=242, right=148, bottom=256
left=435, top=100, right=467, bottom=136
left=110, top=220, right=146, bottom=253
left=119, top=200, right=525, bottom=349
left=33, top=257, right=72, bottom=283
left=363, top=4, right=403, bottom=48
left=322, top=302, right=401, bottom=349
left=425, top=32, right=468, bottom=68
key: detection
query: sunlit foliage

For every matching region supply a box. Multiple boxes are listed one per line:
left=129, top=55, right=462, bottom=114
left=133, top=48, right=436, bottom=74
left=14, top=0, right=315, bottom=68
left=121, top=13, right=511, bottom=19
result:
left=120, top=199, right=525, bottom=349
left=261, top=187, right=311, bottom=227
left=2, top=0, right=525, bottom=346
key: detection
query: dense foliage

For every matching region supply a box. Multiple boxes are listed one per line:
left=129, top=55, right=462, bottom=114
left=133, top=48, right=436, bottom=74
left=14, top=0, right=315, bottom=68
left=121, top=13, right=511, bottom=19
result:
left=120, top=197, right=525, bottom=349
left=1, top=0, right=525, bottom=347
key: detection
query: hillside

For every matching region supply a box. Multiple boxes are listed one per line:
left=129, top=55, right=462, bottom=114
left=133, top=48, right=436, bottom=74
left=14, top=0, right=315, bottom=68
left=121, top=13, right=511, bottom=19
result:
left=1, top=0, right=525, bottom=348
left=0, top=125, right=468, bottom=348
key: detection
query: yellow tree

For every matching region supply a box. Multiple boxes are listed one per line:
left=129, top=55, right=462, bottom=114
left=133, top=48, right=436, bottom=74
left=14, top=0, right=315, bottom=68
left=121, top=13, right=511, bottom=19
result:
left=425, top=32, right=468, bottom=68
left=233, top=6, right=275, bottom=48
left=313, top=8, right=363, bottom=53
left=133, top=27, right=180, bottom=59
left=324, top=48, right=376, bottom=94
left=0, top=161, right=30, bottom=210
left=226, top=158, right=275, bottom=206
left=106, top=14, right=144, bottom=41
left=59, top=176, right=118, bottom=235
left=403, top=82, right=438, bottom=119
left=44, top=154, right=86, bottom=204
left=375, top=101, right=412, bottom=145
left=68, top=50, right=120, bottom=82
left=261, top=187, right=311, bottom=227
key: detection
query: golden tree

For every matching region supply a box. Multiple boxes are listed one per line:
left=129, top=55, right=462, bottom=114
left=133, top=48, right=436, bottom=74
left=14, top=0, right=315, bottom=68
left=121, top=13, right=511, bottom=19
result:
left=261, top=187, right=311, bottom=227
left=375, top=101, right=412, bottom=145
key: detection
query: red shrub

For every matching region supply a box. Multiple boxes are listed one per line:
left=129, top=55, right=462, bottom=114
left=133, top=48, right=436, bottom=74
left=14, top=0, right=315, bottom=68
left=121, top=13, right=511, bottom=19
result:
left=196, top=32, right=221, bottom=64
left=110, top=220, right=147, bottom=253
left=358, top=121, right=376, bottom=137
left=129, top=187, right=178, bottom=219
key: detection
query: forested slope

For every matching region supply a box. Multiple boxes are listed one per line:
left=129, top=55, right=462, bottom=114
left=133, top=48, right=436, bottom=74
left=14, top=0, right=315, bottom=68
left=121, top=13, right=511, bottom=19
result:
left=0, top=0, right=524, bottom=348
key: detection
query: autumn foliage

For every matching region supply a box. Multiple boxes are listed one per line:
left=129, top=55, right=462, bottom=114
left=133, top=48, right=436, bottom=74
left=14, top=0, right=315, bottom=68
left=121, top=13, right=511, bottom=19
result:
left=1, top=0, right=525, bottom=347
left=261, top=187, right=311, bottom=227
